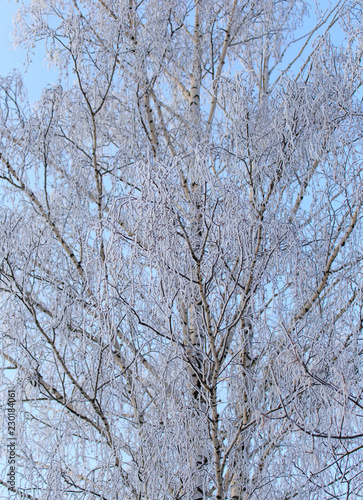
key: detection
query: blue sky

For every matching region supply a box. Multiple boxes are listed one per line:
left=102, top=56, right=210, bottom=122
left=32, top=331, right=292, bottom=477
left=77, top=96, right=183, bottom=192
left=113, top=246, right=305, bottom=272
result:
left=1, top=1, right=57, bottom=103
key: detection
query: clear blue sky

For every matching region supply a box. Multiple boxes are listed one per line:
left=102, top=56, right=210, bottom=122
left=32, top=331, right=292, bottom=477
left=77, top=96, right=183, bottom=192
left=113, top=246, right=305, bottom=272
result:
left=1, top=1, right=57, bottom=103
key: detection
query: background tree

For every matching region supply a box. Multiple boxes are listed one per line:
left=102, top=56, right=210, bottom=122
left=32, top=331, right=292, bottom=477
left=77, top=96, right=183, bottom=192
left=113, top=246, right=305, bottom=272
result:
left=1, top=0, right=363, bottom=498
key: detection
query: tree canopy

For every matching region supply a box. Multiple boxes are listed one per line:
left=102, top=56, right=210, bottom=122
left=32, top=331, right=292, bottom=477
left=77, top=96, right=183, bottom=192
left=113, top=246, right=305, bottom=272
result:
left=1, top=0, right=363, bottom=498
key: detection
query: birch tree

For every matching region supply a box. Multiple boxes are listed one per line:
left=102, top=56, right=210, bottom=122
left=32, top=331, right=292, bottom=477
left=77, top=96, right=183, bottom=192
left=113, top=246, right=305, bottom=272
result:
left=1, top=0, right=363, bottom=498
